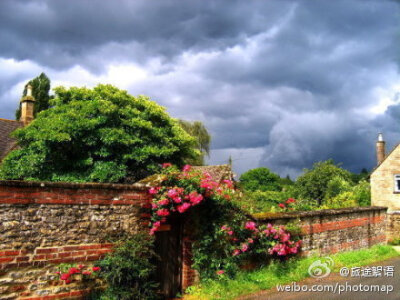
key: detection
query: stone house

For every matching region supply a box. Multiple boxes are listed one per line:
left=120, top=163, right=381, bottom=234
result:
left=0, top=84, right=35, bottom=161
left=370, top=133, right=400, bottom=211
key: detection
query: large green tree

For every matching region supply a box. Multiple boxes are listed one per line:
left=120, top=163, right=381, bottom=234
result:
left=239, top=167, right=282, bottom=192
left=295, top=159, right=353, bottom=205
left=1, top=84, right=198, bottom=183
left=178, top=120, right=211, bottom=165
left=15, top=72, right=52, bottom=120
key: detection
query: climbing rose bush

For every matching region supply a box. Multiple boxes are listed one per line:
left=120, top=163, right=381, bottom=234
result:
left=56, top=264, right=100, bottom=284
left=147, top=164, right=235, bottom=235
left=220, top=221, right=301, bottom=258
left=147, top=164, right=301, bottom=278
left=277, top=197, right=297, bottom=211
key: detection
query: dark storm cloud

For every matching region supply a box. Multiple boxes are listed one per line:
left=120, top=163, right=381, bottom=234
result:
left=0, top=0, right=289, bottom=71
left=0, top=0, right=399, bottom=176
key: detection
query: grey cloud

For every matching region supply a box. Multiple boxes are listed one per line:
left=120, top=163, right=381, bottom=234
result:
left=0, top=0, right=399, bottom=177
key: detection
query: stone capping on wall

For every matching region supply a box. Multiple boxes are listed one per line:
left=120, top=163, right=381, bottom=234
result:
left=252, top=206, right=388, bottom=221
left=0, top=179, right=148, bottom=190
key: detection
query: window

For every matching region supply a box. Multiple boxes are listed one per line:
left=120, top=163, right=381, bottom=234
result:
left=395, top=175, right=400, bottom=192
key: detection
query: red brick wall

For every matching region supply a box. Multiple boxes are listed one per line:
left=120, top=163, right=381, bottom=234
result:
left=0, top=180, right=151, bottom=300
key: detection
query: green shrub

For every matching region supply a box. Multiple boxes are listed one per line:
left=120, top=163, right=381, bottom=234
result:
left=97, top=231, right=160, bottom=300
left=352, top=180, right=371, bottom=206
left=239, top=167, right=282, bottom=192
left=295, top=160, right=353, bottom=205
left=322, top=180, right=370, bottom=209
left=322, top=191, right=358, bottom=209
left=237, top=190, right=287, bottom=213
left=324, top=176, right=352, bottom=200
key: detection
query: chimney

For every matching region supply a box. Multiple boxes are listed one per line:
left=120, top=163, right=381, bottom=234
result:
left=20, top=84, right=35, bottom=125
left=376, top=133, right=386, bottom=166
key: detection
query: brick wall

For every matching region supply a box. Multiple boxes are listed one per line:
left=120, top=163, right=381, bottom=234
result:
left=254, top=206, right=388, bottom=256
left=0, top=180, right=151, bottom=300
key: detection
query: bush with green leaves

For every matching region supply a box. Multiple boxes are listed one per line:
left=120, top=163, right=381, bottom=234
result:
left=0, top=84, right=199, bottom=183
left=239, top=167, right=282, bottom=192
left=352, top=180, right=371, bottom=206
left=321, top=180, right=370, bottom=209
left=236, top=190, right=291, bottom=214
left=295, top=159, right=353, bottom=205
left=96, top=232, right=160, bottom=300
left=324, top=176, right=352, bottom=201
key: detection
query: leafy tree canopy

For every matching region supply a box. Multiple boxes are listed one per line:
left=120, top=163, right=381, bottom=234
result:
left=15, top=72, right=52, bottom=120
left=351, top=168, right=369, bottom=183
left=239, top=167, right=282, bottom=192
left=295, top=159, right=352, bottom=205
left=1, top=84, right=198, bottom=183
left=178, top=120, right=211, bottom=165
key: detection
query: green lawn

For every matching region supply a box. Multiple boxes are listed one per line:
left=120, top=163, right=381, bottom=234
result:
left=185, top=245, right=399, bottom=300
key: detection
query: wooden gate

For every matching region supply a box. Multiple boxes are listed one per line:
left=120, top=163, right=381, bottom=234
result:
left=155, top=216, right=183, bottom=298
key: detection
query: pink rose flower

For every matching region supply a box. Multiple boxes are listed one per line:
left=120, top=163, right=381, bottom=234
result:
left=149, top=187, right=158, bottom=195
left=189, top=192, right=203, bottom=205
left=158, top=199, right=169, bottom=206
left=222, top=179, right=233, bottom=188
left=232, top=249, right=241, bottom=256
left=216, top=270, right=225, bottom=275
left=280, top=233, right=290, bottom=242
left=227, top=230, right=233, bottom=236
left=177, top=202, right=191, bottom=213
left=167, top=189, right=178, bottom=198
left=173, top=197, right=182, bottom=203
left=156, top=209, right=170, bottom=216
left=241, top=243, right=249, bottom=252
left=245, top=221, right=257, bottom=231
left=162, top=163, right=172, bottom=168
left=182, top=164, right=192, bottom=172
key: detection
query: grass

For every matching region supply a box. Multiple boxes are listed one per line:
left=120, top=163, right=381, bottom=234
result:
left=184, top=245, right=399, bottom=300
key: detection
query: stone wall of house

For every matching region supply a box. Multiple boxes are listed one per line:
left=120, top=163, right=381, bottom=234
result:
left=370, top=144, right=400, bottom=211
left=0, top=180, right=151, bottom=300
left=254, top=206, right=388, bottom=256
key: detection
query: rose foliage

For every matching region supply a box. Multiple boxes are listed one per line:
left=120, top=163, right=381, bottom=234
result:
left=147, top=164, right=301, bottom=279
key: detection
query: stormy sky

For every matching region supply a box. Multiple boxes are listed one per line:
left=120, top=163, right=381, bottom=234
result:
left=0, top=0, right=399, bottom=178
